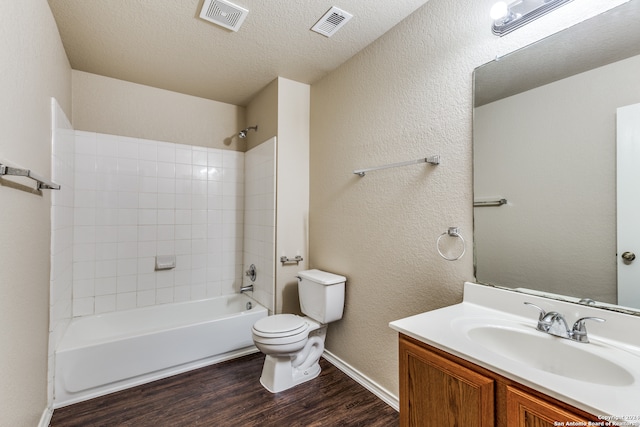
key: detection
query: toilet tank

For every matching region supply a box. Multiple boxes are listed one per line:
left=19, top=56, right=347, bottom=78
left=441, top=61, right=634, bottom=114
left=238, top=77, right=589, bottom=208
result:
left=297, top=269, right=346, bottom=324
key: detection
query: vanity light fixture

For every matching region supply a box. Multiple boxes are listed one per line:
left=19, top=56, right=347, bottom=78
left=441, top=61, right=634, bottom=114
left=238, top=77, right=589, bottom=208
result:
left=490, top=0, right=574, bottom=36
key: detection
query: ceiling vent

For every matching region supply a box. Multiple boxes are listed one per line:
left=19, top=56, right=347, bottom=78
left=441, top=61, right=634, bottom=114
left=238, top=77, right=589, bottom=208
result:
left=199, top=0, right=249, bottom=32
left=311, top=6, right=353, bottom=37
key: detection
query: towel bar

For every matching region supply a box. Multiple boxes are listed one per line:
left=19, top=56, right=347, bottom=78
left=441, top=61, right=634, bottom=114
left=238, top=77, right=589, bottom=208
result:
left=0, top=163, right=60, bottom=190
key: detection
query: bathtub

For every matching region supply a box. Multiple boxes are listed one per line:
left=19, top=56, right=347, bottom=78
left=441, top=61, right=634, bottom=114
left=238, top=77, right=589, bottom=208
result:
left=54, top=294, right=267, bottom=407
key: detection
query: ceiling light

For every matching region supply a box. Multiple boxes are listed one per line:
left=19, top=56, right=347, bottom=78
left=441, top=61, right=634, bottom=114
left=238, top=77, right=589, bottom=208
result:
left=490, top=2, right=509, bottom=20
left=491, top=0, right=574, bottom=36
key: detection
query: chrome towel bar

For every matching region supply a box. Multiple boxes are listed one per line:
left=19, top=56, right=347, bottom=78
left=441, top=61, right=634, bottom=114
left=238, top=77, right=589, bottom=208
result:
left=353, top=155, right=440, bottom=177
left=473, top=198, right=507, bottom=207
left=280, top=255, right=303, bottom=265
left=0, top=163, right=60, bottom=190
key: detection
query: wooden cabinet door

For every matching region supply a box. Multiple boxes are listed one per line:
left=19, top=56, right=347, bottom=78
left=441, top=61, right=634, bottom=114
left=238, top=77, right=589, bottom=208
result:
left=505, top=385, right=592, bottom=427
left=400, top=337, right=494, bottom=427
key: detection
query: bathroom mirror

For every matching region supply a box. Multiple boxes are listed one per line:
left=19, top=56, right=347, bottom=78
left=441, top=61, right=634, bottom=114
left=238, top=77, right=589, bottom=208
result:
left=473, top=0, right=640, bottom=314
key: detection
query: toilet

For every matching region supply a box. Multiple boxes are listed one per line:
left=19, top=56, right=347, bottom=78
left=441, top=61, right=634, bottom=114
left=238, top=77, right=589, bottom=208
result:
left=251, top=269, right=346, bottom=393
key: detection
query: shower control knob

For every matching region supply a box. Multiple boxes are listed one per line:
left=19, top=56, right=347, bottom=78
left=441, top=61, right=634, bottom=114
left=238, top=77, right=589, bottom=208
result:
left=245, top=264, right=257, bottom=282
left=622, top=252, right=636, bottom=262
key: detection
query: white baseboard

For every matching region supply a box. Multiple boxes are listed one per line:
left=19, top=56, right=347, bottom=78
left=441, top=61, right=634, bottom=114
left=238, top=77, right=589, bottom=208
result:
left=39, top=407, right=53, bottom=427
left=322, top=350, right=399, bottom=411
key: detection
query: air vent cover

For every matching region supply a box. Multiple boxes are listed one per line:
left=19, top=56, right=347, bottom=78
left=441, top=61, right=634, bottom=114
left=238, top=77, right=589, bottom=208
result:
left=311, top=6, right=353, bottom=37
left=199, top=0, right=248, bottom=32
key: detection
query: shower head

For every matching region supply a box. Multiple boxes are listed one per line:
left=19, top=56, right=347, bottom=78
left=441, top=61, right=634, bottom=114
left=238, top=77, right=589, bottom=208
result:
left=238, top=125, right=258, bottom=139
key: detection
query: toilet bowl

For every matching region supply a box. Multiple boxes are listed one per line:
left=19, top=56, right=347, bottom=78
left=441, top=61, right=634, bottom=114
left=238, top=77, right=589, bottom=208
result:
left=252, top=314, right=326, bottom=392
left=251, top=269, right=346, bottom=393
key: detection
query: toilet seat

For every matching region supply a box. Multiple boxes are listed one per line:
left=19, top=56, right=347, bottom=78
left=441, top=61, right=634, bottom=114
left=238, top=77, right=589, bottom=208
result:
left=252, top=314, right=309, bottom=345
left=253, top=314, right=307, bottom=336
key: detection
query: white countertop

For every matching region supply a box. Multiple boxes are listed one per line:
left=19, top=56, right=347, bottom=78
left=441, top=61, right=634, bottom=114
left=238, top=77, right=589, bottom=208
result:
left=389, top=282, right=640, bottom=425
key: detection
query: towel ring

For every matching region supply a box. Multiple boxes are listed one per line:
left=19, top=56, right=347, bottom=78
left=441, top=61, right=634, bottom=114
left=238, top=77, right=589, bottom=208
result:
left=437, top=227, right=466, bottom=261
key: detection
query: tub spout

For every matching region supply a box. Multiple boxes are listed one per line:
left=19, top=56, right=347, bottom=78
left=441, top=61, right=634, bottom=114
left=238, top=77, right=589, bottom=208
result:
left=240, top=284, right=253, bottom=293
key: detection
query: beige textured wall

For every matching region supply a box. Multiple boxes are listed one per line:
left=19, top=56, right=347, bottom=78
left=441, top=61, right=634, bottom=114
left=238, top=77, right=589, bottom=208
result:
left=309, top=0, right=627, bottom=397
left=72, top=71, right=246, bottom=150
left=0, top=1, right=72, bottom=425
left=246, top=79, right=278, bottom=151
left=274, top=78, right=310, bottom=315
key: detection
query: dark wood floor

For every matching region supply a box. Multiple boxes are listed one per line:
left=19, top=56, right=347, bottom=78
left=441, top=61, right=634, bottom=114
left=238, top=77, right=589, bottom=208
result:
left=50, top=352, right=398, bottom=427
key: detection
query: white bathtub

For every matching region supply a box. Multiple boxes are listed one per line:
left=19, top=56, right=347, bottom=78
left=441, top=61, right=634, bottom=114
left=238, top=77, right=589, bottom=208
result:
left=54, top=294, right=267, bottom=407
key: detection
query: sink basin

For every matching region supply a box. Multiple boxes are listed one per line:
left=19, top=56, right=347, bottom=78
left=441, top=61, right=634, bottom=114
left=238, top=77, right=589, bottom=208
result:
left=462, top=323, right=634, bottom=386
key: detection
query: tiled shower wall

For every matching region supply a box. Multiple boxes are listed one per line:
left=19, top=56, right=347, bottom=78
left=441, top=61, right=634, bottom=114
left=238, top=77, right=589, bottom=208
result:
left=71, top=132, right=245, bottom=316
left=243, top=138, right=276, bottom=312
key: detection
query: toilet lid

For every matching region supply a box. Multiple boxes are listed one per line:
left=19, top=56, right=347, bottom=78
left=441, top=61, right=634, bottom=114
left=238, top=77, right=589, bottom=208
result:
left=252, top=314, right=307, bottom=338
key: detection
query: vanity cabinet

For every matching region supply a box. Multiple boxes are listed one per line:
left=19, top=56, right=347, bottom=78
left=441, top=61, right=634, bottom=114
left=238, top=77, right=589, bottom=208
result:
left=505, top=385, right=592, bottom=427
left=399, top=334, right=597, bottom=427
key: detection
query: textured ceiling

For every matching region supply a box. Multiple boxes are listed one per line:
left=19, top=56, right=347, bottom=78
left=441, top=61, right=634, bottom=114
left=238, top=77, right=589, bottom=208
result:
left=48, top=0, right=429, bottom=106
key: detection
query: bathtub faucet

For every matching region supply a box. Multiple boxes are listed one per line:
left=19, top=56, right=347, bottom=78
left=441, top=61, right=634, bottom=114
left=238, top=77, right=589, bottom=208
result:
left=240, top=284, right=254, bottom=293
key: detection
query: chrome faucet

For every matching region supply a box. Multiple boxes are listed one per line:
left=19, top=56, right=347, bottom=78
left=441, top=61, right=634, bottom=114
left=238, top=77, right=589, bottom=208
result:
left=540, top=311, right=570, bottom=337
left=524, top=302, right=605, bottom=343
left=240, top=284, right=254, bottom=293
